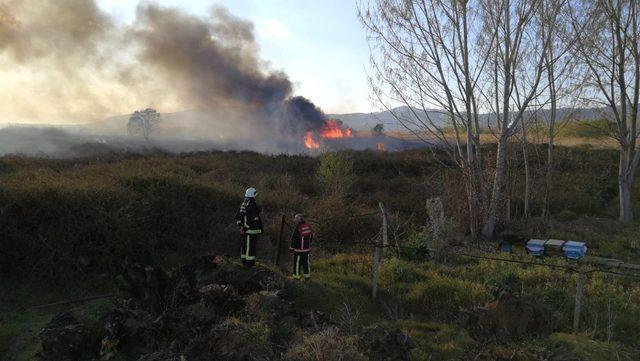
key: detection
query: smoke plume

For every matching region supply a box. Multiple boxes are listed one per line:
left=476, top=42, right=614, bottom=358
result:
left=0, top=0, right=327, bottom=145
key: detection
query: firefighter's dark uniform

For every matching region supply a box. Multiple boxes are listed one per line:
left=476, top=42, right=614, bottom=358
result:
left=236, top=198, right=263, bottom=267
left=290, top=220, right=313, bottom=279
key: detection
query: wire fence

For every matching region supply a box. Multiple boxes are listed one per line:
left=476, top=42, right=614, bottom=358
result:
left=278, top=209, right=640, bottom=280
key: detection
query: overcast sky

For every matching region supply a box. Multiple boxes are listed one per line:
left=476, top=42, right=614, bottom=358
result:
left=96, top=0, right=372, bottom=114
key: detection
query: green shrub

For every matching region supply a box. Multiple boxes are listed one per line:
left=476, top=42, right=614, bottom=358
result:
left=317, top=152, right=355, bottom=198
left=379, top=259, right=488, bottom=320
left=398, top=321, right=475, bottom=361
left=284, top=327, right=365, bottom=361
left=555, top=209, right=578, bottom=221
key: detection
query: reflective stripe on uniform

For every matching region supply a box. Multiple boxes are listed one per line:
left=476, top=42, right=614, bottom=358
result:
left=245, top=256, right=256, bottom=260
left=245, top=235, right=251, bottom=259
left=245, top=229, right=261, bottom=234
left=296, top=254, right=301, bottom=277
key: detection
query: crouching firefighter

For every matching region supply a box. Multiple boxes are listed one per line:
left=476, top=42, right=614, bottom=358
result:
left=236, top=187, right=263, bottom=267
left=289, top=214, right=313, bottom=280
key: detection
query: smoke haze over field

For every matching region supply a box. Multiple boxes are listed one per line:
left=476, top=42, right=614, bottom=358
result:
left=0, top=0, right=328, bottom=152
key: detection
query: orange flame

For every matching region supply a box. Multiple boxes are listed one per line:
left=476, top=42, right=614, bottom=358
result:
left=304, top=131, right=320, bottom=149
left=321, top=119, right=353, bottom=139
left=376, top=142, right=385, bottom=152
left=303, top=119, right=353, bottom=149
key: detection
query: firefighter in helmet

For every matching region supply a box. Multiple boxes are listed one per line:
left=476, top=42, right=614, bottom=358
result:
left=236, top=187, right=263, bottom=267
left=289, top=213, right=313, bottom=280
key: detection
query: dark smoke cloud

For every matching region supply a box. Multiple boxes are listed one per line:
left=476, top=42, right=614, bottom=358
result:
left=0, top=0, right=328, bottom=149
left=131, top=4, right=326, bottom=134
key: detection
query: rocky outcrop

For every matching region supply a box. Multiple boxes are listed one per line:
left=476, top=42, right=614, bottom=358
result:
left=39, top=312, right=96, bottom=361
left=37, top=257, right=347, bottom=361
left=462, top=284, right=557, bottom=342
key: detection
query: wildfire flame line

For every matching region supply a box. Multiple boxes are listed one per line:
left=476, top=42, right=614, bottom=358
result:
left=303, top=119, right=353, bottom=149
left=304, top=132, right=320, bottom=149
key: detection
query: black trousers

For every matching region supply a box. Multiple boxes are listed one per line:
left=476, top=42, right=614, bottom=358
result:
left=241, top=233, right=258, bottom=267
left=292, top=252, right=310, bottom=279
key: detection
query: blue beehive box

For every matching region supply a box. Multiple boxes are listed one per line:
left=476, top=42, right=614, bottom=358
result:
left=526, top=239, right=546, bottom=256
left=563, top=241, right=587, bottom=260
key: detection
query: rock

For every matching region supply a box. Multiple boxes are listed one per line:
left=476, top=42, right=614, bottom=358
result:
left=463, top=284, right=556, bottom=342
left=198, top=283, right=245, bottom=317
left=115, top=263, right=198, bottom=314
left=137, top=350, right=183, bottom=361
left=199, top=284, right=235, bottom=306
left=169, top=265, right=197, bottom=307
left=244, top=291, right=291, bottom=322
left=214, top=265, right=286, bottom=294
left=208, top=319, right=274, bottom=361
left=40, top=258, right=327, bottom=361
left=115, top=264, right=170, bottom=313
left=191, top=254, right=219, bottom=272
left=99, top=308, right=156, bottom=357
left=362, top=325, right=414, bottom=361
left=296, top=310, right=331, bottom=331
left=39, top=312, right=95, bottom=361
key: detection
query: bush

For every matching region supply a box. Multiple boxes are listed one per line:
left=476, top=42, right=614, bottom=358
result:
left=555, top=209, right=578, bottom=221
left=317, top=152, right=355, bottom=198
left=284, top=327, right=365, bottom=361
left=379, top=259, right=488, bottom=321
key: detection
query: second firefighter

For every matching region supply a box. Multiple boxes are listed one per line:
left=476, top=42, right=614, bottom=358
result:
left=289, top=213, right=313, bottom=280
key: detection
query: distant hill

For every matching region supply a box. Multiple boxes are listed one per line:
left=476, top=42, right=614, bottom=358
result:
left=0, top=106, right=614, bottom=136
left=330, top=106, right=613, bottom=132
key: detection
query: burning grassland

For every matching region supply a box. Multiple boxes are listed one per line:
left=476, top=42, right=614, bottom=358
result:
left=0, top=1, right=332, bottom=150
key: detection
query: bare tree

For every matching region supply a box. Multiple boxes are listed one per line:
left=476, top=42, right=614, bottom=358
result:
left=360, top=0, right=558, bottom=241
left=570, top=0, right=640, bottom=222
left=358, top=0, right=496, bottom=239
left=128, top=108, right=160, bottom=142
left=539, top=0, right=582, bottom=221
left=478, top=0, right=557, bottom=240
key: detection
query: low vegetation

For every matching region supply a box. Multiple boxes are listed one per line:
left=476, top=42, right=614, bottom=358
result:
left=1, top=145, right=639, bottom=359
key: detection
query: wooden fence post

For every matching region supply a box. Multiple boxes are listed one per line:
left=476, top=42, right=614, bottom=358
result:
left=573, top=268, right=586, bottom=333
left=379, top=202, right=389, bottom=255
left=371, top=238, right=382, bottom=302
left=274, top=214, right=286, bottom=267
left=371, top=202, right=388, bottom=302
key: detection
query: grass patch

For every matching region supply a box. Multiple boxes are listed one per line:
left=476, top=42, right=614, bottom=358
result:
left=0, top=299, right=113, bottom=360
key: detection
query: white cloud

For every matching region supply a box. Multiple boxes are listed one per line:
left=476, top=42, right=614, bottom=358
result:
left=257, top=19, right=292, bottom=39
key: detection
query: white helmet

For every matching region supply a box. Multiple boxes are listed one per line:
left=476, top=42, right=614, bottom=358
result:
left=245, top=187, right=258, bottom=198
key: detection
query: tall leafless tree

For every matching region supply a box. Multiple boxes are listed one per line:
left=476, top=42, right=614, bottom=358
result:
left=570, top=0, right=640, bottom=222
left=358, top=0, right=497, bottom=239
left=360, top=0, right=558, bottom=241
left=128, top=108, right=160, bottom=142
left=539, top=0, right=582, bottom=221
left=478, top=0, right=557, bottom=240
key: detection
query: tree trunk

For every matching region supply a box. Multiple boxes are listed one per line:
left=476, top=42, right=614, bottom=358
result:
left=543, top=130, right=554, bottom=221
left=466, top=179, right=479, bottom=240
left=482, top=138, right=508, bottom=241
left=619, top=150, right=634, bottom=222
left=521, top=123, right=531, bottom=218
left=542, top=49, right=557, bottom=221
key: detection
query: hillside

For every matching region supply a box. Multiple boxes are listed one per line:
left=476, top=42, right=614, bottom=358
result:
left=1, top=146, right=639, bottom=360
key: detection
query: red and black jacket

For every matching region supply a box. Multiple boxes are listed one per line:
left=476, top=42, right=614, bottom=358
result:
left=290, top=221, right=313, bottom=253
